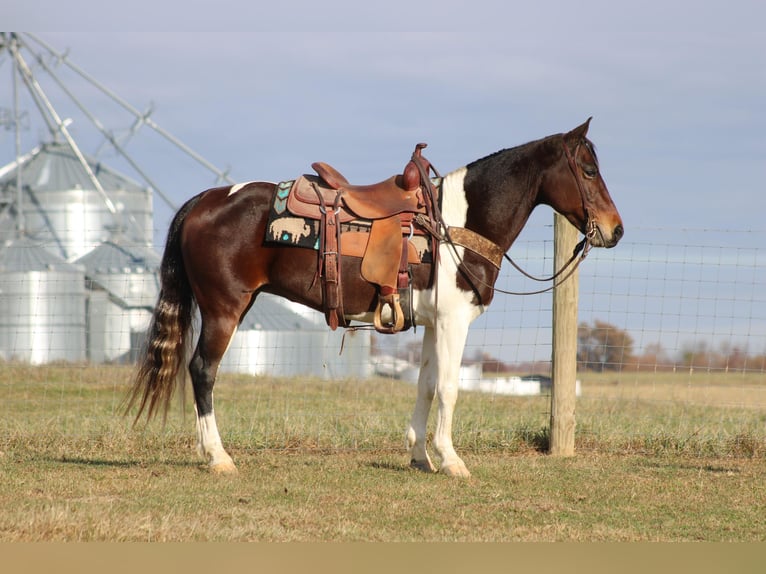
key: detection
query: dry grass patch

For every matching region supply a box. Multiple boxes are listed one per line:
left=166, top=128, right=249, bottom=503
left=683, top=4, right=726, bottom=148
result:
left=1, top=364, right=764, bottom=541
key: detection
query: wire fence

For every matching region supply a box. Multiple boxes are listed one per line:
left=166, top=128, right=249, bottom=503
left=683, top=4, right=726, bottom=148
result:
left=580, top=227, right=765, bottom=371
left=381, top=220, right=766, bottom=413
left=0, top=219, right=764, bottom=424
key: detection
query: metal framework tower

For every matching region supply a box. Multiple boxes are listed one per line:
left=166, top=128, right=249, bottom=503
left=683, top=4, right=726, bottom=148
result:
left=0, top=32, right=236, bottom=240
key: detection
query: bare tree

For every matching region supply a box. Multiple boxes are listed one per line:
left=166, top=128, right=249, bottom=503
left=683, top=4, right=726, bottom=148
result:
left=577, top=320, right=635, bottom=371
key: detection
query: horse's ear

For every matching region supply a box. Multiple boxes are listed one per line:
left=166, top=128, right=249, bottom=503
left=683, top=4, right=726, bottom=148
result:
left=565, top=117, right=592, bottom=142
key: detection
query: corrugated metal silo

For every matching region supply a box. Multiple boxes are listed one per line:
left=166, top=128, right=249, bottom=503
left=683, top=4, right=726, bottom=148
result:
left=75, top=239, right=160, bottom=363
left=0, top=237, right=86, bottom=364
left=0, top=142, right=154, bottom=261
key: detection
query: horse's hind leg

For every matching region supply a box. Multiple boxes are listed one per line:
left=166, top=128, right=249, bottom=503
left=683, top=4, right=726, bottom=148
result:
left=189, top=313, right=241, bottom=475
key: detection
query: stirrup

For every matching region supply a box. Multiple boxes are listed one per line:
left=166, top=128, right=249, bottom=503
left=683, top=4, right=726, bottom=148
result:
left=373, top=293, right=406, bottom=334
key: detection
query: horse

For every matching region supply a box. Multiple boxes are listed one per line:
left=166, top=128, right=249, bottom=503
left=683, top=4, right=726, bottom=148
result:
left=126, top=118, right=623, bottom=477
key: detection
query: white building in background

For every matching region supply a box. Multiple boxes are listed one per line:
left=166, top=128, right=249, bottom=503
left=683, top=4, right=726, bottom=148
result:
left=0, top=35, right=373, bottom=373
left=0, top=142, right=156, bottom=364
left=391, top=360, right=580, bottom=397
left=220, top=293, right=372, bottom=379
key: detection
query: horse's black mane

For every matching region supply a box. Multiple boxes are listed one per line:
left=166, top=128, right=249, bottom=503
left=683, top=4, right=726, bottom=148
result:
left=465, top=135, right=552, bottom=171
left=465, top=133, right=597, bottom=170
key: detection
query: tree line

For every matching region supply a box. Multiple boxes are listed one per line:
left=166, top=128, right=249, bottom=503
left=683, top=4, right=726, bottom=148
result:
left=382, top=320, right=766, bottom=374
left=577, top=319, right=766, bottom=373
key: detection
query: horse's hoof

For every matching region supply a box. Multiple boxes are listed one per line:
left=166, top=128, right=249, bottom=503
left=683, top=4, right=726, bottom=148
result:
left=210, top=461, right=238, bottom=475
left=440, top=462, right=471, bottom=478
left=410, top=458, right=437, bottom=473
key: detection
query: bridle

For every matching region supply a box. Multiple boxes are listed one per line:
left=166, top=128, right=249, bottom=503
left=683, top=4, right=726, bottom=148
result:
left=445, top=137, right=598, bottom=296
left=562, top=137, right=600, bottom=245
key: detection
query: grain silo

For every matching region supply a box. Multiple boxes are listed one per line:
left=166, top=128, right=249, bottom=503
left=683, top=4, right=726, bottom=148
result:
left=0, top=236, right=86, bottom=363
left=0, top=142, right=154, bottom=261
left=75, top=239, right=160, bottom=363
left=0, top=142, right=158, bottom=365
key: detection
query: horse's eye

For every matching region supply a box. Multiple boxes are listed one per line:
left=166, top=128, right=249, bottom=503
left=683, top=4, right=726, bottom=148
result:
left=583, top=164, right=598, bottom=179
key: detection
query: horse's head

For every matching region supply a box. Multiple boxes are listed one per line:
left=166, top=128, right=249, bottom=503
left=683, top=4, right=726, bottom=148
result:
left=539, top=118, right=623, bottom=248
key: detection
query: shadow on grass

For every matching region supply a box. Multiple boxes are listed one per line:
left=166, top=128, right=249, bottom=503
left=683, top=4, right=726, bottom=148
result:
left=640, top=458, right=743, bottom=474
left=514, top=425, right=550, bottom=453
left=366, top=460, right=413, bottom=473
left=530, top=430, right=550, bottom=453
left=53, top=455, right=198, bottom=469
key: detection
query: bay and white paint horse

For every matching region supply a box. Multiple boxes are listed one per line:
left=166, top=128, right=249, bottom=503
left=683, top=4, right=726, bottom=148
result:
left=127, top=119, right=623, bottom=477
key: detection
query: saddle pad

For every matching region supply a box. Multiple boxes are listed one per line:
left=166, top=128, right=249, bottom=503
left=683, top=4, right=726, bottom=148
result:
left=266, top=180, right=321, bottom=249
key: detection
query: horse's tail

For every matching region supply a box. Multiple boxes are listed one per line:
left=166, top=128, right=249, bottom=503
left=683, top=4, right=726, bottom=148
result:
left=125, top=195, right=201, bottom=423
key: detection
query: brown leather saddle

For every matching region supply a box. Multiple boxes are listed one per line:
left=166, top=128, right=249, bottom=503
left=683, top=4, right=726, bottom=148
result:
left=284, top=143, right=440, bottom=333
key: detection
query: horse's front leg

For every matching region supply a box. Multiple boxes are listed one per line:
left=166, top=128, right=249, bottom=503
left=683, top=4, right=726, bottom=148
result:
left=407, top=311, right=473, bottom=477
left=431, top=311, right=472, bottom=477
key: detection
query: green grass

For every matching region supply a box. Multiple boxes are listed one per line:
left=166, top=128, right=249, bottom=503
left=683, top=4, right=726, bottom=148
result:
left=0, top=364, right=764, bottom=541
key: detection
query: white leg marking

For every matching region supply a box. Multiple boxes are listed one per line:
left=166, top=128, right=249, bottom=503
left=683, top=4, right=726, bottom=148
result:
left=432, top=305, right=476, bottom=477
left=195, top=403, right=237, bottom=475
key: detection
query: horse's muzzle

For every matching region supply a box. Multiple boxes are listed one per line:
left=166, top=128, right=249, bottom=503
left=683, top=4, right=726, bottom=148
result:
left=592, top=222, right=623, bottom=248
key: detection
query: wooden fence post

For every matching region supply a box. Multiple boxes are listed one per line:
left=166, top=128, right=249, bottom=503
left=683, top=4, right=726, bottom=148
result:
left=549, top=212, right=579, bottom=456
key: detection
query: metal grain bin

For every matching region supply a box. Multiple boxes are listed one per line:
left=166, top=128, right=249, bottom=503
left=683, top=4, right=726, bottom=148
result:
left=0, top=142, right=153, bottom=261
left=0, top=237, right=86, bottom=364
left=75, top=239, right=160, bottom=363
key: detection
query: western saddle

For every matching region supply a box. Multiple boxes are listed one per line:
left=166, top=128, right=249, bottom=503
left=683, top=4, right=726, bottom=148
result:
left=285, top=143, right=440, bottom=333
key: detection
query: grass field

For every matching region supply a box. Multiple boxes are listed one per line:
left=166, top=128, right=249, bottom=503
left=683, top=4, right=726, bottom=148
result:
left=0, top=364, right=764, bottom=541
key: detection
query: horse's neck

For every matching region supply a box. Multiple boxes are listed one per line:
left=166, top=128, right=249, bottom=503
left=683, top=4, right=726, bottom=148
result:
left=444, top=149, right=543, bottom=251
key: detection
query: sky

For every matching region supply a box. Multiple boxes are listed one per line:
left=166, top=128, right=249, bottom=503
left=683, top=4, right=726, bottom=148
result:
left=4, top=1, right=764, bottom=234
left=2, top=1, right=765, bottom=362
